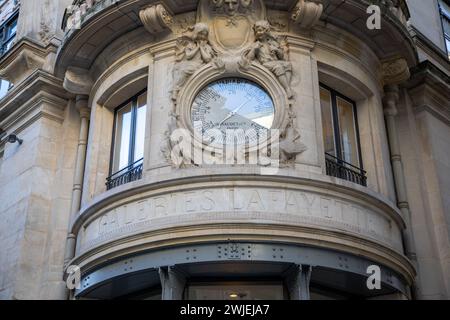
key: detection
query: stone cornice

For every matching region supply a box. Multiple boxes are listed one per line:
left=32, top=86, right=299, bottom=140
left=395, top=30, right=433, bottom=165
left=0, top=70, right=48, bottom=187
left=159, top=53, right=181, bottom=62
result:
left=408, top=25, right=450, bottom=73
left=0, top=70, right=70, bottom=131
left=405, top=61, right=450, bottom=125
left=0, top=93, right=68, bottom=139
left=0, top=38, right=59, bottom=84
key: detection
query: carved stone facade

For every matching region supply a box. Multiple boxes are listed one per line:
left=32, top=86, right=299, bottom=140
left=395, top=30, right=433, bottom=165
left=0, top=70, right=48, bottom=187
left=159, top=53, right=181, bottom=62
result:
left=0, top=0, right=449, bottom=301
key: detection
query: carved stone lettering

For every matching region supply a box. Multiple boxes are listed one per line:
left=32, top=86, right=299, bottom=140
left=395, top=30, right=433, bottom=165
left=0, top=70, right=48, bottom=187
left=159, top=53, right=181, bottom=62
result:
left=80, top=187, right=402, bottom=253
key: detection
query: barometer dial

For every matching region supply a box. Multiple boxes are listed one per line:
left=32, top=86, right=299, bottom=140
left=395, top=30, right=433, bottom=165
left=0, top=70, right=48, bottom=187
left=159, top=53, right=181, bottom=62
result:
left=191, top=78, right=275, bottom=145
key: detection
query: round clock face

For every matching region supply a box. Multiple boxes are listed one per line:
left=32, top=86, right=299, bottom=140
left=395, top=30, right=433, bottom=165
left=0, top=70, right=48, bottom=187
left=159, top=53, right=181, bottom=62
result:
left=191, top=78, right=275, bottom=146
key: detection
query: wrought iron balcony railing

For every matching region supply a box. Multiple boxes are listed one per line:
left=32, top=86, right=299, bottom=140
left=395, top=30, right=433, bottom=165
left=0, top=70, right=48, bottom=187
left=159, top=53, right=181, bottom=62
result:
left=325, top=153, right=367, bottom=187
left=106, top=158, right=144, bottom=190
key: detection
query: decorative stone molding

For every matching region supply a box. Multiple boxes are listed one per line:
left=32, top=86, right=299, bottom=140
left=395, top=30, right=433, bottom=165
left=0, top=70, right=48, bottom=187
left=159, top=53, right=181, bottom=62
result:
left=385, top=0, right=409, bottom=26
left=382, top=57, right=411, bottom=85
left=74, top=181, right=405, bottom=260
left=139, top=3, right=174, bottom=35
left=382, top=84, right=400, bottom=117
left=279, top=107, right=307, bottom=165
left=291, top=0, right=323, bottom=29
left=63, top=67, right=93, bottom=95
left=0, top=79, right=69, bottom=135
left=160, top=111, right=185, bottom=168
left=0, top=41, right=48, bottom=85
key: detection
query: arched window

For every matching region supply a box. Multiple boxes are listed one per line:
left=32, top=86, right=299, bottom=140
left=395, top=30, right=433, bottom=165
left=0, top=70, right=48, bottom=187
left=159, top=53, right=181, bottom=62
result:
left=320, top=84, right=366, bottom=186
left=107, top=90, right=147, bottom=190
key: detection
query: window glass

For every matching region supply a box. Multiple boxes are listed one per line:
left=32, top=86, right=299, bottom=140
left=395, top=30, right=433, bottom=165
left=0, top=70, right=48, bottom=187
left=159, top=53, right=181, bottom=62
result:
left=6, top=19, right=17, bottom=38
left=0, top=12, right=18, bottom=56
left=111, top=91, right=148, bottom=176
left=0, top=79, right=10, bottom=99
left=319, top=84, right=361, bottom=169
left=446, top=38, right=450, bottom=59
left=337, top=97, right=359, bottom=167
left=113, top=102, right=132, bottom=173
left=440, top=0, right=450, bottom=59
left=440, top=0, right=450, bottom=17
left=133, top=93, right=147, bottom=162
left=320, top=87, right=336, bottom=157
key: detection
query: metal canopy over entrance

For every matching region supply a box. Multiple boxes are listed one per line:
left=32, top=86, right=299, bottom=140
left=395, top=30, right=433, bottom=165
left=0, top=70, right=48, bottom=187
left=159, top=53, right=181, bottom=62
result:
left=76, top=242, right=408, bottom=300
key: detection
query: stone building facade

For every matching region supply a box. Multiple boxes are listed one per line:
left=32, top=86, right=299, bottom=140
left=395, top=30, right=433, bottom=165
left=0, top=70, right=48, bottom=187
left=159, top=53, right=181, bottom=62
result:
left=0, top=0, right=449, bottom=300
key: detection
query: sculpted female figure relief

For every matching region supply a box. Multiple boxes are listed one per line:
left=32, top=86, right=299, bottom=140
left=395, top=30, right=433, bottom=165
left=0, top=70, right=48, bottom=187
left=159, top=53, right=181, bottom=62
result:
left=172, top=23, right=221, bottom=101
left=242, top=20, right=294, bottom=98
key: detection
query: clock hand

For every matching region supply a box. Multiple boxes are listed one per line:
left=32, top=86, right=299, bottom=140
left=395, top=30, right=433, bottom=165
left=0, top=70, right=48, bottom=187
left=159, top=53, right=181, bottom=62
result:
left=218, top=99, right=252, bottom=127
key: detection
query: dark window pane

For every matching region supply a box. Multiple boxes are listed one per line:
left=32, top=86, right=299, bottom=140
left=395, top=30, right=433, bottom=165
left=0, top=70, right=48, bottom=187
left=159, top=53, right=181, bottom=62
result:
left=113, top=102, right=133, bottom=173
left=6, top=19, right=17, bottom=38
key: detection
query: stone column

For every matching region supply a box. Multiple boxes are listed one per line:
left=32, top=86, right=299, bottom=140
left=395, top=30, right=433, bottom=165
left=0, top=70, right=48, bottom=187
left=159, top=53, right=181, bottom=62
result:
left=285, top=264, right=312, bottom=300
left=63, top=95, right=90, bottom=267
left=159, top=266, right=187, bottom=300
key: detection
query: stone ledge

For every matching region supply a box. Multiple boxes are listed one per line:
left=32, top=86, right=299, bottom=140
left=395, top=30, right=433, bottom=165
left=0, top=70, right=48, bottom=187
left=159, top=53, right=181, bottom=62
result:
left=74, top=171, right=405, bottom=232
left=69, top=174, right=412, bottom=284
left=0, top=38, right=59, bottom=85
left=0, top=70, right=70, bottom=133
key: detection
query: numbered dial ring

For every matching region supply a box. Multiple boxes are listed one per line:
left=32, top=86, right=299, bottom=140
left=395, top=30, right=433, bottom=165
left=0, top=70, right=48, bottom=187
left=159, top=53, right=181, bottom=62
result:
left=191, top=78, right=275, bottom=145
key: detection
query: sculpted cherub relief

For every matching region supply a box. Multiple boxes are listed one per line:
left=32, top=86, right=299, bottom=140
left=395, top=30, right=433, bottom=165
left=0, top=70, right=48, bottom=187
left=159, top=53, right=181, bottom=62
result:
left=172, top=23, right=223, bottom=101
left=242, top=20, right=294, bottom=98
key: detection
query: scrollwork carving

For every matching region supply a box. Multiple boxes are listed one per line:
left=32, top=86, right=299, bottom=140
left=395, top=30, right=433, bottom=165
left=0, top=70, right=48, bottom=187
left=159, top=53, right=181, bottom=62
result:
left=291, top=0, right=323, bottom=29
left=279, top=107, right=307, bottom=166
left=160, top=111, right=195, bottom=168
left=139, top=4, right=174, bottom=34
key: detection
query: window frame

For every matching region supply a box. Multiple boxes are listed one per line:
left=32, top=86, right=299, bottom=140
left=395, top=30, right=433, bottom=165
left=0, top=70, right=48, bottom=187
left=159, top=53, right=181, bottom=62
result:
left=0, top=8, right=18, bottom=56
left=438, top=0, right=450, bottom=59
left=109, top=88, right=148, bottom=177
left=319, top=83, right=364, bottom=170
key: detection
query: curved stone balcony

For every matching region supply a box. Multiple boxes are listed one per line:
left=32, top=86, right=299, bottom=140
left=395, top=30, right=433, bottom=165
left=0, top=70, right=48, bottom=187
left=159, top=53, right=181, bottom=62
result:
left=70, top=171, right=414, bottom=296
left=57, top=0, right=416, bottom=79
